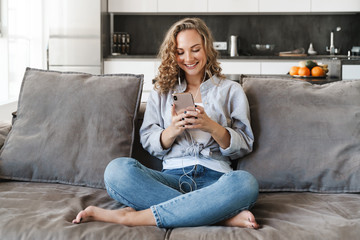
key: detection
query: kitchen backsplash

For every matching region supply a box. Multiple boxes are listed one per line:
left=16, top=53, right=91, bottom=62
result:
left=113, top=14, right=360, bottom=56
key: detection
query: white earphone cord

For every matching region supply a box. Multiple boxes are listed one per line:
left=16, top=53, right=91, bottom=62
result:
left=177, top=72, right=206, bottom=193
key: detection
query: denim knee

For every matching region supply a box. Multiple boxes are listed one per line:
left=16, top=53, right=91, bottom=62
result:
left=104, top=157, right=137, bottom=190
left=221, top=170, right=259, bottom=206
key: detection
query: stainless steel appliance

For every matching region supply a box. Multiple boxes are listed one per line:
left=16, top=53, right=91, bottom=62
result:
left=47, top=0, right=106, bottom=74
left=229, top=35, right=239, bottom=57
left=351, top=46, right=360, bottom=56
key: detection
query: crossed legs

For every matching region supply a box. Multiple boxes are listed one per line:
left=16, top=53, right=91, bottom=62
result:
left=72, top=158, right=259, bottom=229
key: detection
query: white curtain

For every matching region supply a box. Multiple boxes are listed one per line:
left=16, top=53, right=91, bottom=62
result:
left=0, top=0, right=46, bottom=104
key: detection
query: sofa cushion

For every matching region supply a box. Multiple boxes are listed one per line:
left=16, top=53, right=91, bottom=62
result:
left=2, top=182, right=360, bottom=240
left=238, top=78, right=360, bottom=192
left=168, top=192, right=360, bottom=240
left=0, top=122, right=11, bottom=146
left=0, top=122, right=11, bottom=154
left=0, top=181, right=166, bottom=240
left=0, top=68, right=143, bottom=189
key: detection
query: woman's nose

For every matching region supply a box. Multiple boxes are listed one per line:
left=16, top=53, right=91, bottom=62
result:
left=184, top=51, right=193, bottom=62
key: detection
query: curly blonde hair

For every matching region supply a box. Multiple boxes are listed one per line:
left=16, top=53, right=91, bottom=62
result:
left=155, top=18, right=224, bottom=94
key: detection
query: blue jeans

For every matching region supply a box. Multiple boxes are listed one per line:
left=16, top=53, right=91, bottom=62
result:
left=104, top=157, right=259, bottom=228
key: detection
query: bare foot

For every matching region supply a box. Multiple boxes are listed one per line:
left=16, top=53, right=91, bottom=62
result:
left=72, top=206, right=135, bottom=225
left=220, top=210, right=259, bottom=229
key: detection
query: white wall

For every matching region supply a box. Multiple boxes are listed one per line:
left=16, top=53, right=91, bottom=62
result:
left=0, top=101, right=17, bottom=123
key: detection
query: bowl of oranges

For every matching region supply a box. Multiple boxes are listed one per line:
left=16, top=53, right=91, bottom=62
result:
left=289, top=60, right=328, bottom=78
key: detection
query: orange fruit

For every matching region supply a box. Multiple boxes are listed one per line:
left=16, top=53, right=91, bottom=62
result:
left=298, top=67, right=310, bottom=76
left=311, top=66, right=325, bottom=77
left=289, top=66, right=300, bottom=76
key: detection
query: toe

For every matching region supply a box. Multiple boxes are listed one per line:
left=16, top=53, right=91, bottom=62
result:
left=72, top=211, right=86, bottom=224
left=246, top=212, right=260, bottom=229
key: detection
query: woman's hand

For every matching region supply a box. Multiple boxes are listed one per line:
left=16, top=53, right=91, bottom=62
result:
left=181, top=105, right=216, bottom=133
left=183, top=105, right=231, bottom=149
left=160, top=104, right=189, bottom=149
left=161, top=104, right=231, bottom=150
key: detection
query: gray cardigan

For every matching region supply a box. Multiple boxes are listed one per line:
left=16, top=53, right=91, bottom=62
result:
left=140, top=76, right=254, bottom=168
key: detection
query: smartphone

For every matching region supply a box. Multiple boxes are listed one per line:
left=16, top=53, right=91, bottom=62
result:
left=172, top=92, right=195, bottom=113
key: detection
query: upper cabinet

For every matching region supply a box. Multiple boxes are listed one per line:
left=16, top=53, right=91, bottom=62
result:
left=49, top=0, right=101, bottom=36
left=158, top=0, right=207, bottom=12
left=108, top=0, right=157, bottom=13
left=259, top=0, right=311, bottom=13
left=208, top=0, right=258, bottom=13
left=311, top=0, right=360, bottom=12
left=108, top=0, right=360, bottom=13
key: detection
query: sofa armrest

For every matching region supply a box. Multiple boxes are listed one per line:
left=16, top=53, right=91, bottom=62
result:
left=11, top=111, right=17, bottom=125
left=132, top=102, right=163, bottom=171
left=0, top=121, right=12, bottom=150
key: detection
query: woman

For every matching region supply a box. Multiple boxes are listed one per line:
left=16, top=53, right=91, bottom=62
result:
left=73, top=18, right=259, bottom=229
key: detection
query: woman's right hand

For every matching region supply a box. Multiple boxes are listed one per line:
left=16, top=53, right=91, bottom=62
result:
left=160, top=104, right=188, bottom=149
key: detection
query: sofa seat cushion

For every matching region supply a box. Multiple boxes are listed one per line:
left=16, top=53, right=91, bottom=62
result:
left=1, top=181, right=359, bottom=239
left=0, top=181, right=166, bottom=240
left=0, top=68, right=143, bottom=188
left=239, top=78, right=360, bottom=192
left=168, top=192, right=360, bottom=240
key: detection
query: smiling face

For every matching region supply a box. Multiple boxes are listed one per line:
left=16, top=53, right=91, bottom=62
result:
left=176, top=29, right=207, bottom=82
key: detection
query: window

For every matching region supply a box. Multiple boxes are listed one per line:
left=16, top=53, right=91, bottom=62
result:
left=0, top=0, right=45, bottom=104
left=0, top=0, right=2, bottom=37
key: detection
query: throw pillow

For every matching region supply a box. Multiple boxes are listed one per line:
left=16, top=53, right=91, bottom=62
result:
left=238, top=78, right=360, bottom=193
left=0, top=68, right=143, bottom=189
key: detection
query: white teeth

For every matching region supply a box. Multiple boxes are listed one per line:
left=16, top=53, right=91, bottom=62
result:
left=185, top=63, right=197, bottom=67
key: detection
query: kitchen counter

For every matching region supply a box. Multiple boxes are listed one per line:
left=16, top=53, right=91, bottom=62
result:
left=104, top=55, right=359, bottom=83
left=220, top=55, right=360, bottom=61
left=105, top=55, right=158, bottom=60
left=341, top=58, right=360, bottom=64
left=226, top=74, right=341, bottom=85
left=105, top=54, right=360, bottom=62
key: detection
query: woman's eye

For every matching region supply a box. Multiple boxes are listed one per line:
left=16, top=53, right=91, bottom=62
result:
left=177, top=52, right=184, bottom=55
left=193, top=49, right=200, bottom=52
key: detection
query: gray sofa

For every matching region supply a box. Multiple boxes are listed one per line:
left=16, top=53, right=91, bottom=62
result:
left=0, top=68, right=359, bottom=240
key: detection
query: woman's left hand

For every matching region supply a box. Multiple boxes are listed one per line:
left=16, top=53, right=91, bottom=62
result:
left=183, top=105, right=231, bottom=149
left=182, top=105, right=217, bottom=134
